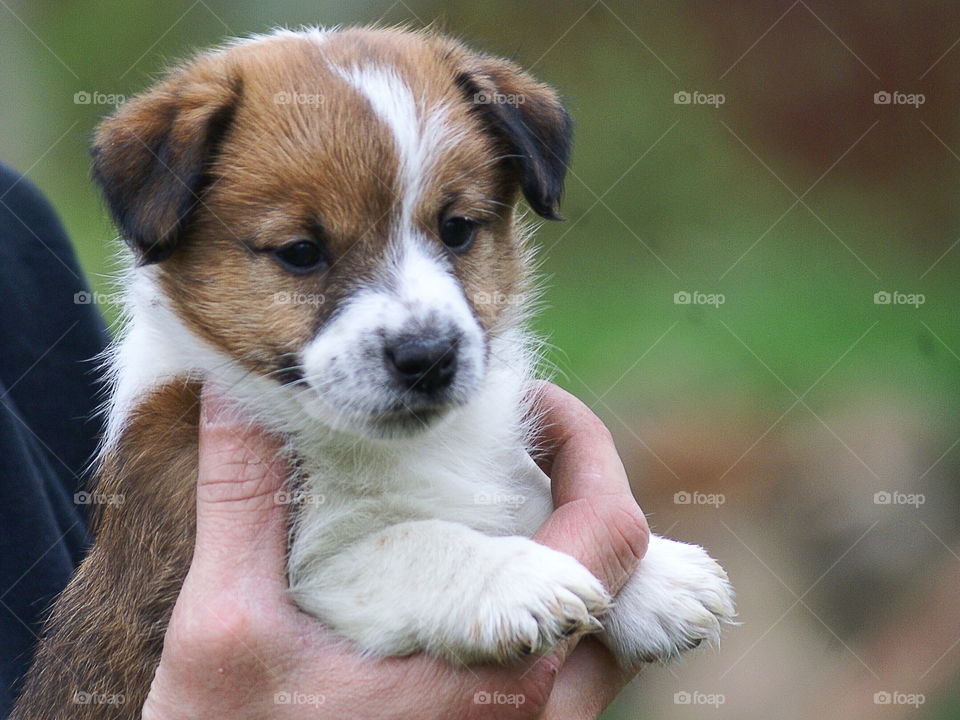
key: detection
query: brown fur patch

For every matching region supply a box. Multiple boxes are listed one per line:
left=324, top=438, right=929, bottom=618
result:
left=89, top=28, right=569, bottom=380
left=14, top=27, right=573, bottom=718
left=10, top=380, right=201, bottom=719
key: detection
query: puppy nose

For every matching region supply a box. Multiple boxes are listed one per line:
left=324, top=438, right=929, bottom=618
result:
left=385, top=335, right=459, bottom=394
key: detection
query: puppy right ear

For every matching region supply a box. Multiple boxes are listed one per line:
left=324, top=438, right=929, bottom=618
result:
left=91, top=57, right=241, bottom=264
left=440, top=39, right=573, bottom=222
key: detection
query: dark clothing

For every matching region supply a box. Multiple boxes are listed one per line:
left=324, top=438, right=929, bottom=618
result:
left=0, top=163, right=107, bottom=716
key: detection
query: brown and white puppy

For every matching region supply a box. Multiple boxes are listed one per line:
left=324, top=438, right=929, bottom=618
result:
left=11, top=27, right=733, bottom=719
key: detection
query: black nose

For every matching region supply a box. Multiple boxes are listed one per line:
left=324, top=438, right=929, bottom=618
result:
left=385, top=335, right=459, bottom=394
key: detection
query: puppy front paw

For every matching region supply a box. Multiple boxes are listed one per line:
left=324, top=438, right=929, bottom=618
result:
left=604, top=534, right=736, bottom=665
left=431, top=538, right=611, bottom=664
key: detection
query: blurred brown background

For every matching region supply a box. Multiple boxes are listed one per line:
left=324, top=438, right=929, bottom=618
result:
left=2, top=1, right=958, bottom=718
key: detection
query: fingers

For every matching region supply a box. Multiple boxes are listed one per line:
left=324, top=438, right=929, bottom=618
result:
left=456, top=638, right=633, bottom=719
left=190, top=386, right=291, bottom=591
left=544, top=637, right=638, bottom=719
left=531, top=381, right=650, bottom=597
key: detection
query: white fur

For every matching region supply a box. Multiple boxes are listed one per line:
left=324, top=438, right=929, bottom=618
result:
left=223, top=25, right=331, bottom=51
left=106, top=261, right=734, bottom=668
left=103, top=30, right=735, bottom=669
left=297, top=240, right=486, bottom=436
left=298, top=520, right=610, bottom=662
left=603, top=535, right=737, bottom=663
left=335, top=64, right=461, bottom=227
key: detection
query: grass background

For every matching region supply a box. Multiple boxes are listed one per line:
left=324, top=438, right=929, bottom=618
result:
left=2, top=1, right=958, bottom=718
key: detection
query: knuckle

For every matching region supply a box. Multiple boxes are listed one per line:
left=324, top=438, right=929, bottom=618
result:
left=169, top=598, right=271, bottom=662
left=576, top=413, right=617, bottom=453
left=618, top=500, right=650, bottom=560
left=464, top=670, right=554, bottom=719
left=197, top=456, right=283, bottom=505
left=594, top=494, right=649, bottom=570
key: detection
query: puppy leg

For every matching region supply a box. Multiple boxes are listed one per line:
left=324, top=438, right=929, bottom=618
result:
left=602, top=534, right=736, bottom=665
left=290, top=519, right=611, bottom=663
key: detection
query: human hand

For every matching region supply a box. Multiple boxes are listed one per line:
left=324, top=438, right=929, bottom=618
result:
left=141, top=382, right=649, bottom=720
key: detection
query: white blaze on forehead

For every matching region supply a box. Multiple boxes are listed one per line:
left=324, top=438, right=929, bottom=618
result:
left=334, top=64, right=460, bottom=224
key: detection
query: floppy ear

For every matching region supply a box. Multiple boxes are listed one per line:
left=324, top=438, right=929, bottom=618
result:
left=452, top=51, right=573, bottom=221
left=91, top=57, right=241, bottom=264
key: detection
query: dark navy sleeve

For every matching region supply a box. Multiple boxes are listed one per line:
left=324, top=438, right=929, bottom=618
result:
left=0, top=162, right=108, bottom=716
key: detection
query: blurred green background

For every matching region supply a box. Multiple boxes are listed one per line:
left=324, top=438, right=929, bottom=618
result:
left=2, top=1, right=958, bottom=718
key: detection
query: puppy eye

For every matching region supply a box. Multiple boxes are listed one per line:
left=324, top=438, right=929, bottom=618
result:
left=439, top=216, right=480, bottom=254
left=273, top=239, right=328, bottom=273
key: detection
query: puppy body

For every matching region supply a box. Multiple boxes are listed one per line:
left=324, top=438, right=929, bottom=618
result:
left=11, top=27, right=733, bottom=719
left=112, top=258, right=731, bottom=666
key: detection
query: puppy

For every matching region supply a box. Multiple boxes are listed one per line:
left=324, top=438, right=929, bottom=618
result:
left=12, top=26, right=734, bottom=719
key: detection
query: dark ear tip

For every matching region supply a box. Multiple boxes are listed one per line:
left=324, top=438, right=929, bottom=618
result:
left=129, top=238, right=176, bottom=265
left=532, top=201, right=564, bottom=221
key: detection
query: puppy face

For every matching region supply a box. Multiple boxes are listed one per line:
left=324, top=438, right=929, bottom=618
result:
left=92, top=28, right=571, bottom=438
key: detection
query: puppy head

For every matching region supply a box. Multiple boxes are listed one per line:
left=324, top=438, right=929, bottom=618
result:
left=93, top=27, right=571, bottom=438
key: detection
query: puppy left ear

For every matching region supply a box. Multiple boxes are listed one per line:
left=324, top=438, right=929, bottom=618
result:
left=452, top=50, right=573, bottom=221
left=91, top=55, right=241, bottom=264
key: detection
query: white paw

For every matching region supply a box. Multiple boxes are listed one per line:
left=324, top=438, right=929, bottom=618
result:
left=603, top=534, right=736, bottom=665
left=431, top=538, right=611, bottom=663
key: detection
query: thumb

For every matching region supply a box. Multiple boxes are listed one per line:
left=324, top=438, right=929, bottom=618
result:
left=189, top=387, right=291, bottom=591
left=531, top=382, right=649, bottom=597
